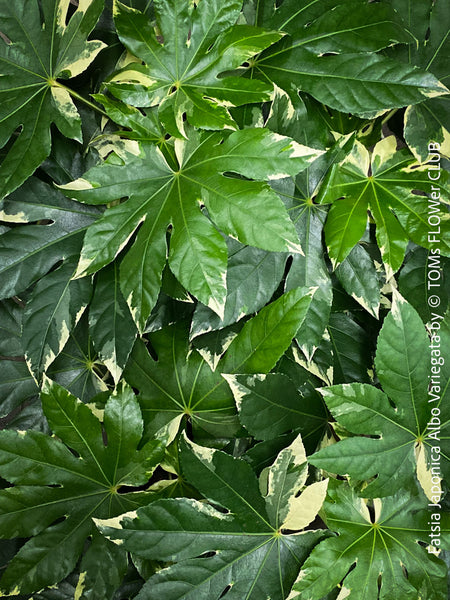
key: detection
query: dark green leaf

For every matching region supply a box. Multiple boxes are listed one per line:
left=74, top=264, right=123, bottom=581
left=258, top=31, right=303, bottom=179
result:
left=0, top=0, right=105, bottom=198
left=98, top=435, right=328, bottom=600
left=0, top=380, right=163, bottom=595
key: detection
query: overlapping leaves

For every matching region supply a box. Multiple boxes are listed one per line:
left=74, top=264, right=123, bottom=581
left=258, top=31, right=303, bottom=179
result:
left=62, top=128, right=321, bottom=329
left=125, top=286, right=315, bottom=443
left=252, top=0, right=448, bottom=116
left=0, top=0, right=105, bottom=199
left=98, top=435, right=329, bottom=600
left=310, top=293, right=450, bottom=498
left=0, top=0, right=449, bottom=598
left=0, top=380, right=164, bottom=596
left=292, top=480, right=450, bottom=600
left=108, top=0, right=281, bottom=137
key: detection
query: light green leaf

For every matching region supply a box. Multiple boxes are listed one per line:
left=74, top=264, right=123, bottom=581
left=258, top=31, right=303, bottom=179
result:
left=62, top=128, right=320, bottom=327
left=220, top=286, right=315, bottom=374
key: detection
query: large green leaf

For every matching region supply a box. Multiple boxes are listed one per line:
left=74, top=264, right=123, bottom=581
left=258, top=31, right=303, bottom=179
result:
left=98, top=434, right=328, bottom=600
left=0, top=0, right=106, bottom=198
left=253, top=0, right=447, bottom=116
left=318, top=136, right=450, bottom=273
left=292, top=480, right=449, bottom=600
left=62, top=128, right=321, bottom=329
left=0, top=178, right=100, bottom=299
left=0, top=380, right=163, bottom=596
left=108, top=0, right=281, bottom=137
left=310, top=293, right=449, bottom=497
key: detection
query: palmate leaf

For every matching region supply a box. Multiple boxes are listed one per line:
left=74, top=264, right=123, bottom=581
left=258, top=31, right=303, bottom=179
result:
left=318, top=136, right=450, bottom=273
left=0, top=0, right=106, bottom=199
left=107, top=0, right=281, bottom=137
left=292, top=480, right=450, bottom=600
left=0, top=379, right=164, bottom=596
left=98, top=435, right=329, bottom=600
left=47, top=313, right=109, bottom=403
left=124, top=322, right=239, bottom=444
left=62, top=128, right=322, bottom=329
left=310, top=293, right=450, bottom=498
left=252, top=0, right=448, bottom=116
left=125, top=287, right=314, bottom=444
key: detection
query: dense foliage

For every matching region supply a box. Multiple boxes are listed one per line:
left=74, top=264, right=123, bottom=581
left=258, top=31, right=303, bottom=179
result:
left=0, top=0, right=449, bottom=598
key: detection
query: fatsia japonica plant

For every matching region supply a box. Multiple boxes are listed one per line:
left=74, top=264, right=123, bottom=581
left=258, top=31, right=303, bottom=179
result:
left=0, top=0, right=449, bottom=598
